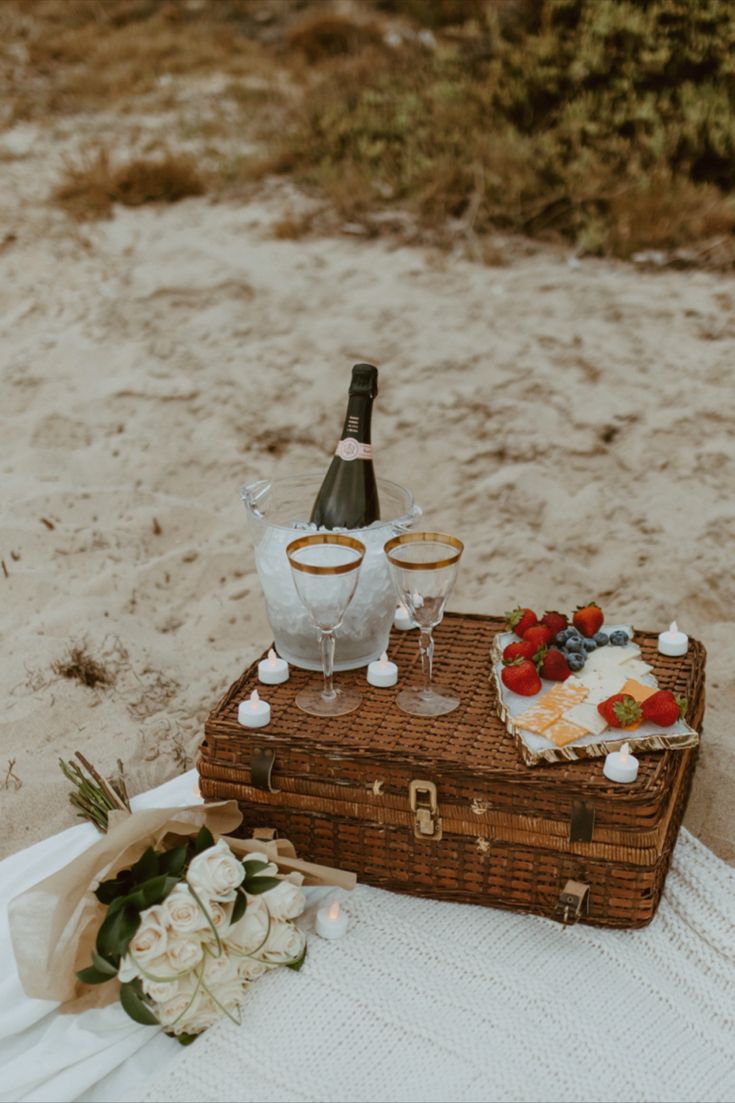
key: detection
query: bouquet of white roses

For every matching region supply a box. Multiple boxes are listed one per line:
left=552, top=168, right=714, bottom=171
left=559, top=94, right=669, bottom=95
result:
left=77, top=825, right=307, bottom=1043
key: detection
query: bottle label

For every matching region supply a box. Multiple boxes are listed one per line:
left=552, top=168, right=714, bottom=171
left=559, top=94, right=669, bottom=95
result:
left=335, top=437, right=373, bottom=461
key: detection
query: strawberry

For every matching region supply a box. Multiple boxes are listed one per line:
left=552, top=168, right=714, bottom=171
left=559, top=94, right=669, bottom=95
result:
left=541, top=610, right=568, bottom=637
left=502, top=639, right=536, bottom=664
left=501, top=659, right=542, bottom=697
left=522, top=624, right=553, bottom=650
left=538, top=647, right=571, bottom=682
left=573, top=601, right=604, bottom=638
left=641, top=690, right=687, bottom=727
left=597, top=693, right=642, bottom=729
left=505, top=607, right=537, bottom=638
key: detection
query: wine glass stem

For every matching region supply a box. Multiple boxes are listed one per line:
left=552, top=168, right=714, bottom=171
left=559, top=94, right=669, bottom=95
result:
left=320, top=629, right=337, bottom=701
left=418, top=628, right=434, bottom=699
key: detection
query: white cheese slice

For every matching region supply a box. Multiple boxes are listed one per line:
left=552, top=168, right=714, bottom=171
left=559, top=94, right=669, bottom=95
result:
left=620, top=659, right=654, bottom=680
left=565, top=701, right=609, bottom=735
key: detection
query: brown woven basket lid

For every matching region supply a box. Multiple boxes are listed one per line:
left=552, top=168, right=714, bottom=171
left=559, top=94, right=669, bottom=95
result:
left=205, top=612, right=704, bottom=800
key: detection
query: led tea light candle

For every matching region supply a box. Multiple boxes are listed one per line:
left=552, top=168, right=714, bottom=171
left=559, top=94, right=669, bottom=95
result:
left=603, top=741, right=639, bottom=784
left=316, top=899, right=349, bottom=940
left=367, top=650, right=398, bottom=688
left=238, top=689, right=271, bottom=729
left=393, top=603, right=415, bottom=631
left=258, top=648, right=289, bottom=685
left=658, top=621, right=689, bottom=657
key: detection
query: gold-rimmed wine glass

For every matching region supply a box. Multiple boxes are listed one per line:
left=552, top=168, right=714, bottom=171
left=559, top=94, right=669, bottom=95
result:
left=286, top=534, right=365, bottom=717
left=384, top=531, right=464, bottom=717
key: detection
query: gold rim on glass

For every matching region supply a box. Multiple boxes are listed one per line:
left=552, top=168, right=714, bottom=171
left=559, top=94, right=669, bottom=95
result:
left=286, top=533, right=366, bottom=576
left=383, top=531, right=464, bottom=571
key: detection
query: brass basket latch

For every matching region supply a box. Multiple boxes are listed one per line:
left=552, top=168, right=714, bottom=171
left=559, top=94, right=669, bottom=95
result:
left=557, top=880, right=590, bottom=926
left=409, top=779, right=442, bottom=841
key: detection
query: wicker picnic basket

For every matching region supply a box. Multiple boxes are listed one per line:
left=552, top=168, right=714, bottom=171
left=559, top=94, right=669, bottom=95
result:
left=198, top=613, right=705, bottom=928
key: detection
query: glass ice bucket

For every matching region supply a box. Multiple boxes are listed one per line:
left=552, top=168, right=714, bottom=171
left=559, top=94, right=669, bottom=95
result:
left=241, top=474, right=421, bottom=670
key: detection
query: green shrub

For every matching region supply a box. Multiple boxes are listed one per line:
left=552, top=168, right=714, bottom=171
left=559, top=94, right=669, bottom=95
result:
left=272, top=0, right=735, bottom=256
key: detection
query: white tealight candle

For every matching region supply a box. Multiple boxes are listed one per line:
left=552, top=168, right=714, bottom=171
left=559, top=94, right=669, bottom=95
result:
left=603, top=741, right=639, bottom=784
left=393, top=603, right=415, bottom=631
left=315, top=899, right=349, bottom=940
left=367, top=650, right=398, bottom=688
left=258, top=648, right=289, bottom=685
left=658, top=620, right=689, bottom=657
left=238, top=689, right=271, bottom=728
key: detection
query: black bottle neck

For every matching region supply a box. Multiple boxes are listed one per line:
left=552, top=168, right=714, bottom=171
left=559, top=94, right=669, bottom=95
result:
left=340, top=393, right=373, bottom=445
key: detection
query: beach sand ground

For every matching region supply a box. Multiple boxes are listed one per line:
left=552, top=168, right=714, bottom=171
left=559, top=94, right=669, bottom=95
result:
left=1, top=120, right=734, bottom=862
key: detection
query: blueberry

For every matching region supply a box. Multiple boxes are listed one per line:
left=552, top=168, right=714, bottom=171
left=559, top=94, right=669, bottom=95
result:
left=567, top=652, right=585, bottom=672
left=565, top=637, right=583, bottom=652
left=609, top=630, right=630, bottom=646
left=593, top=632, right=609, bottom=646
left=582, top=638, right=597, bottom=651
left=555, top=631, right=567, bottom=646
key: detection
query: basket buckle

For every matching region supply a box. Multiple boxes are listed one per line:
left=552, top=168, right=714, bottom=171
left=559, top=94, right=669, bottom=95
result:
left=557, top=880, right=590, bottom=925
left=409, top=779, right=442, bottom=841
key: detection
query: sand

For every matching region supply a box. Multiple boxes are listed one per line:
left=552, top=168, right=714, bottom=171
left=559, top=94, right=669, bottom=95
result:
left=1, top=122, right=734, bottom=864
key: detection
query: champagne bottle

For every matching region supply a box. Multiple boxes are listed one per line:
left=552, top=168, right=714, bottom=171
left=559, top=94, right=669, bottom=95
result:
left=310, top=364, right=380, bottom=529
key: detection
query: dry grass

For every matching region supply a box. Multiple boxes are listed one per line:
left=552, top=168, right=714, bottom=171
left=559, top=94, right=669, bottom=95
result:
left=52, top=643, right=115, bottom=688
left=285, top=10, right=385, bottom=62
left=52, top=148, right=206, bottom=219
left=606, top=176, right=735, bottom=259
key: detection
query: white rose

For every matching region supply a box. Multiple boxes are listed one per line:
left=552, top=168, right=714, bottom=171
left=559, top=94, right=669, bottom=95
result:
left=225, top=896, right=269, bottom=954
left=261, top=920, right=306, bottom=965
left=208, top=978, right=245, bottom=1015
left=117, top=954, right=140, bottom=983
left=175, top=994, right=220, bottom=1035
left=120, top=905, right=168, bottom=978
left=156, top=973, right=202, bottom=1029
left=205, top=900, right=232, bottom=933
left=164, top=886, right=210, bottom=934
left=259, top=874, right=306, bottom=920
left=167, top=932, right=204, bottom=973
left=142, top=973, right=181, bottom=1003
left=203, top=949, right=239, bottom=987
left=243, top=852, right=279, bottom=878
left=237, top=958, right=267, bottom=982
left=187, top=839, right=245, bottom=903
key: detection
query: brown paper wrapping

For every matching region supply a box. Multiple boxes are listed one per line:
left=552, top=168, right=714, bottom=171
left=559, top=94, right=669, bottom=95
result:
left=9, top=801, right=357, bottom=1010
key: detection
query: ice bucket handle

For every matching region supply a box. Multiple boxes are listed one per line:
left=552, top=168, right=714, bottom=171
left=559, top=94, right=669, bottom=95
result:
left=241, top=479, right=271, bottom=519
left=391, top=500, right=422, bottom=535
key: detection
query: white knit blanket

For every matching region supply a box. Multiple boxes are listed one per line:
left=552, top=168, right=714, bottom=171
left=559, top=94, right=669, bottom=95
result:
left=137, top=829, right=735, bottom=1103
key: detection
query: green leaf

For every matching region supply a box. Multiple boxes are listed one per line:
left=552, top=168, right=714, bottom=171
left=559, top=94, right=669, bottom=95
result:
left=231, top=888, right=247, bottom=925
left=174, top=1032, right=198, bottom=1046
left=95, top=869, right=135, bottom=906
left=159, top=844, right=187, bottom=878
left=285, top=942, right=307, bottom=972
left=243, top=876, right=282, bottom=895
left=97, top=903, right=140, bottom=960
left=242, top=859, right=269, bottom=875
left=91, top=948, right=118, bottom=976
left=76, top=964, right=115, bottom=985
left=130, top=846, right=159, bottom=884
left=140, top=873, right=180, bottom=908
left=120, top=981, right=159, bottom=1026
left=194, top=825, right=214, bottom=855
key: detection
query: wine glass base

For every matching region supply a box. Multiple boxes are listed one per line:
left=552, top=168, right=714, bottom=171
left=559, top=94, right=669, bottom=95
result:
left=396, top=686, right=460, bottom=717
left=295, top=687, right=362, bottom=718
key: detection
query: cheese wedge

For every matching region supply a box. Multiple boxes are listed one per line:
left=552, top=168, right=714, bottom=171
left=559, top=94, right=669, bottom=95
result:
left=514, top=702, right=561, bottom=734
left=544, top=681, right=589, bottom=710
left=565, top=701, right=609, bottom=735
left=620, top=678, right=657, bottom=703
left=545, top=718, right=589, bottom=747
